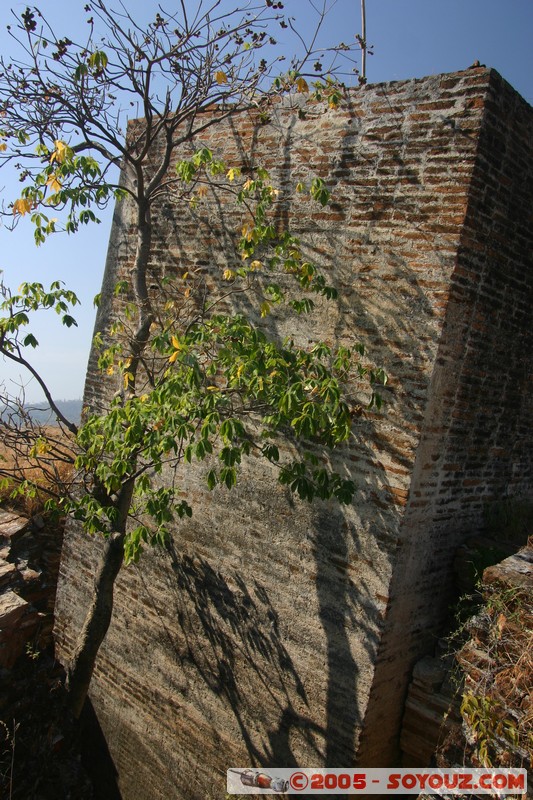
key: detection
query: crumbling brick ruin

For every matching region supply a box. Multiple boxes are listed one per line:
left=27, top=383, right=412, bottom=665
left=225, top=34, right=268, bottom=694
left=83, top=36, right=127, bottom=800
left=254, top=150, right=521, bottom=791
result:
left=54, top=68, right=533, bottom=799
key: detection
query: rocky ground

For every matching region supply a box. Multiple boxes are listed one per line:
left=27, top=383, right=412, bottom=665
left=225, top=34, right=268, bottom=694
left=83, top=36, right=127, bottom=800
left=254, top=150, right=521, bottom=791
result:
left=0, top=649, right=94, bottom=799
left=0, top=508, right=94, bottom=799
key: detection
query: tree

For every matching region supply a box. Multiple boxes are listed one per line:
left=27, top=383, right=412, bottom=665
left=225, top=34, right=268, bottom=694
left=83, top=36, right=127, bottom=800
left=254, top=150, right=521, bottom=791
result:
left=0, top=1, right=384, bottom=719
left=360, top=0, right=367, bottom=81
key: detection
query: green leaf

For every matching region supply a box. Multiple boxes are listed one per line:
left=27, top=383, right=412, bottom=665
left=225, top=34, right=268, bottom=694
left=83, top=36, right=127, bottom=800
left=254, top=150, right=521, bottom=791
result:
left=220, top=466, right=236, bottom=490
left=192, top=147, right=213, bottom=167
left=310, top=177, right=330, bottom=207
left=176, top=160, right=196, bottom=182
left=22, top=333, right=38, bottom=347
left=175, top=501, right=192, bottom=518
left=113, top=280, right=129, bottom=296
left=206, top=469, right=217, bottom=490
left=262, top=443, right=279, bottom=462
left=74, top=63, right=89, bottom=81
left=88, top=50, right=108, bottom=71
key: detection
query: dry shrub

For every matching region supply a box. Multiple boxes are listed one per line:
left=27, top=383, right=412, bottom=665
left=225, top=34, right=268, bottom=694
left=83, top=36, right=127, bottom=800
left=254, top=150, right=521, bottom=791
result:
left=459, top=572, right=533, bottom=769
left=486, top=584, right=533, bottom=754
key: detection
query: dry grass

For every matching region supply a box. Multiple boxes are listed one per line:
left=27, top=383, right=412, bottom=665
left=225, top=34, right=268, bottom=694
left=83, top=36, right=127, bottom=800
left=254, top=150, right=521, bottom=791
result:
left=0, top=424, right=75, bottom=516
left=484, top=583, right=533, bottom=755
left=458, top=563, right=533, bottom=769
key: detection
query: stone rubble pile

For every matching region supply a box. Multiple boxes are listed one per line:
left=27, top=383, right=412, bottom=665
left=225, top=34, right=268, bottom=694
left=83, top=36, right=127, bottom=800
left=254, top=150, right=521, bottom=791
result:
left=0, top=508, right=96, bottom=799
left=0, top=508, right=61, bottom=672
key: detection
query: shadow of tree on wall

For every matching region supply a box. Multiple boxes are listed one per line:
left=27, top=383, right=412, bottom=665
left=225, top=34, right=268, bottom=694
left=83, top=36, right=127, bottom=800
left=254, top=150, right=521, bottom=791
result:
left=125, top=88, right=479, bottom=779
left=138, top=107, right=416, bottom=771
left=159, top=544, right=327, bottom=767
left=310, top=506, right=385, bottom=766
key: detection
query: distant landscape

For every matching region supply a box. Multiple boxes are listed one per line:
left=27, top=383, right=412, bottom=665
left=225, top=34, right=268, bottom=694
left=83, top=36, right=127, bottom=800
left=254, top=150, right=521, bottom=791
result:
left=0, top=399, right=82, bottom=426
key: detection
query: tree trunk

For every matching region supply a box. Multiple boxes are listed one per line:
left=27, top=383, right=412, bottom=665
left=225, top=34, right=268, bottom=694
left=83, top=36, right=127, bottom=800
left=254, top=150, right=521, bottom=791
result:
left=65, top=478, right=136, bottom=718
left=65, top=186, right=152, bottom=718
left=65, top=530, right=126, bottom=718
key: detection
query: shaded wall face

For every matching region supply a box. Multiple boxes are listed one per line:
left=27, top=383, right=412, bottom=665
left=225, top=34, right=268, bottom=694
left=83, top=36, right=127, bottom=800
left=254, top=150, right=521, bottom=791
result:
left=357, top=71, right=533, bottom=765
left=53, top=70, right=522, bottom=799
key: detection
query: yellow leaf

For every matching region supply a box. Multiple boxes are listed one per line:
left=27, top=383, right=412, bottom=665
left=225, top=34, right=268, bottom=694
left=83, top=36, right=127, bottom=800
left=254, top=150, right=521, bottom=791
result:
left=183, top=287, right=191, bottom=298
left=182, top=272, right=189, bottom=281
left=50, top=139, right=68, bottom=164
left=241, top=222, right=254, bottom=242
left=250, top=260, right=262, bottom=270
left=140, top=394, right=149, bottom=403
left=236, top=363, right=245, bottom=378
left=171, top=335, right=181, bottom=350
left=13, top=197, right=33, bottom=216
left=106, top=365, right=114, bottom=375
left=215, top=71, right=228, bottom=85
left=30, top=440, right=51, bottom=456
left=223, top=269, right=235, bottom=281
left=296, top=76, right=309, bottom=93
left=0, top=143, right=6, bottom=152
left=226, top=167, right=241, bottom=182
left=260, top=301, right=270, bottom=318
left=46, top=174, right=62, bottom=193
left=296, top=182, right=306, bottom=193
left=168, top=350, right=180, bottom=364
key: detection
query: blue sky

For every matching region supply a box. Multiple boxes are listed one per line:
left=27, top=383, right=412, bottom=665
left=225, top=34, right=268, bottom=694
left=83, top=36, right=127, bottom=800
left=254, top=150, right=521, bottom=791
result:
left=1, top=0, right=532, bottom=402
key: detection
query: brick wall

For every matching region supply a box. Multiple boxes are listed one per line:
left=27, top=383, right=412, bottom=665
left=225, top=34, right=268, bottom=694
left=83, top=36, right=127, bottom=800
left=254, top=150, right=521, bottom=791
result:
left=357, top=69, right=533, bottom=764
left=54, top=69, right=533, bottom=799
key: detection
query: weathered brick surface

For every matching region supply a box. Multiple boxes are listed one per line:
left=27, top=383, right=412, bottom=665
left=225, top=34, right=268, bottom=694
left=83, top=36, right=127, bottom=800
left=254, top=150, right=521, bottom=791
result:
left=356, top=70, right=533, bottom=766
left=54, top=69, right=533, bottom=798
